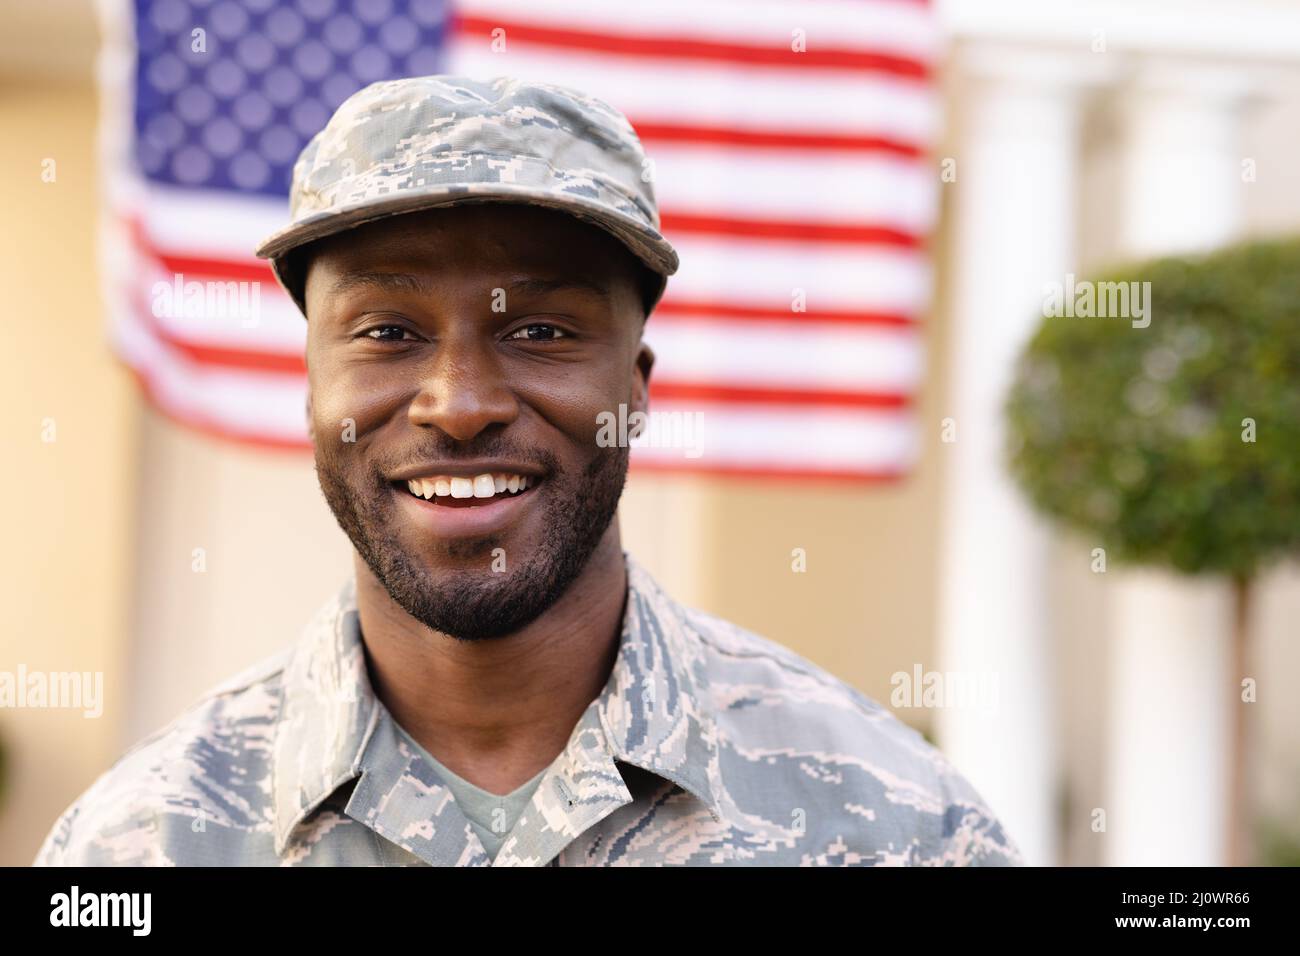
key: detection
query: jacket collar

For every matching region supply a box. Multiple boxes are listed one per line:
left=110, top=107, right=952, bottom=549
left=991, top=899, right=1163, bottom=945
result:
left=271, top=551, right=721, bottom=858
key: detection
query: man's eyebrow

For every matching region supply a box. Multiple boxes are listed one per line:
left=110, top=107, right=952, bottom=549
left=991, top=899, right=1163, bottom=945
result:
left=505, top=275, right=612, bottom=302
left=326, top=272, right=613, bottom=302
left=327, top=271, right=433, bottom=298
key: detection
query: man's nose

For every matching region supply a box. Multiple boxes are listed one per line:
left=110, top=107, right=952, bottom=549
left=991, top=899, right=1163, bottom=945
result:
left=406, top=332, right=519, bottom=440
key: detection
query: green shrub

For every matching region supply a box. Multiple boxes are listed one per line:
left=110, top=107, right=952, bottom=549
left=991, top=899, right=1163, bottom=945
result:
left=1006, top=237, right=1300, bottom=578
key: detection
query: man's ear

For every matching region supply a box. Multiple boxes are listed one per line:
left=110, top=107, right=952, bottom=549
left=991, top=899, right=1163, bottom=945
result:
left=632, top=341, right=654, bottom=419
left=626, top=340, right=650, bottom=442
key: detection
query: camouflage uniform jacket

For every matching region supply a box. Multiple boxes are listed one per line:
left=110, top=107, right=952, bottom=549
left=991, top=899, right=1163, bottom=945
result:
left=35, top=551, right=1023, bottom=866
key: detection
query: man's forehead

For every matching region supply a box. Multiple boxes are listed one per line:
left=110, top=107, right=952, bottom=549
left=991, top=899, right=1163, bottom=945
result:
left=304, top=204, right=643, bottom=304
left=327, top=202, right=622, bottom=251
left=323, top=269, right=616, bottom=303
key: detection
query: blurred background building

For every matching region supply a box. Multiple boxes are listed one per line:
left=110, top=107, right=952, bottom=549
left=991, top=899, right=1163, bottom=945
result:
left=2, top=0, right=1299, bottom=866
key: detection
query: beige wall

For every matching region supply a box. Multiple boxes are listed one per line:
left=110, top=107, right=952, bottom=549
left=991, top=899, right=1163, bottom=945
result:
left=0, top=80, right=136, bottom=864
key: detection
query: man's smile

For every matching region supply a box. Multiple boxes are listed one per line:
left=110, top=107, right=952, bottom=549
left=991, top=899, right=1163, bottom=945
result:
left=389, top=470, right=545, bottom=538
left=400, top=472, right=536, bottom=506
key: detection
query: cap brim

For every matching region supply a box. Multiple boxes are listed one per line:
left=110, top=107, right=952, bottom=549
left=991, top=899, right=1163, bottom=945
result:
left=256, top=184, right=677, bottom=297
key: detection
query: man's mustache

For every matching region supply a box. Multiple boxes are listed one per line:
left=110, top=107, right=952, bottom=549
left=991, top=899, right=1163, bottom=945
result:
left=376, top=440, right=563, bottom=479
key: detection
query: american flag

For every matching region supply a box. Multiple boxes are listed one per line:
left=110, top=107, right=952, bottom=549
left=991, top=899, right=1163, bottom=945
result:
left=100, top=0, right=939, bottom=480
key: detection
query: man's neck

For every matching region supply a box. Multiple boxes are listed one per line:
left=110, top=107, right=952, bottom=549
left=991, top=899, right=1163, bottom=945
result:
left=353, top=529, right=628, bottom=796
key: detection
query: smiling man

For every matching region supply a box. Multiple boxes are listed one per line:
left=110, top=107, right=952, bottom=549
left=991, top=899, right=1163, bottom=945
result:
left=36, top=75, right=1022, bottom=867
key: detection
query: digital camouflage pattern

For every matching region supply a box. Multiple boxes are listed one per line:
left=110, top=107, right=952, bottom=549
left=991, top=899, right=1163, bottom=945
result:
left=254, top=74, right=679, bottom=315
left=35, top=552, right=1022, bottom=866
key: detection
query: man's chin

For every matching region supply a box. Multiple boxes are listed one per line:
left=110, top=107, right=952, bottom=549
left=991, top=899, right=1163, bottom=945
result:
left=393, top=571, right=559, bottom=641
left=424, top=534, right=515, bottom=564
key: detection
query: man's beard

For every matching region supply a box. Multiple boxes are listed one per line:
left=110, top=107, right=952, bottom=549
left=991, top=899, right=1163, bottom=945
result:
left=315, top=438, right=628, bottom=641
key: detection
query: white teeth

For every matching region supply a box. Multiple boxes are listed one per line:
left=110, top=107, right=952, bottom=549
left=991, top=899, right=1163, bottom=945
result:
left=405, top=473, right=536, bottom=499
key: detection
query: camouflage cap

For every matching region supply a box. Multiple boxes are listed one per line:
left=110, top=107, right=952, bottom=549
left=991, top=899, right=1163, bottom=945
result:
left=254, top=74, right=678, bottom=315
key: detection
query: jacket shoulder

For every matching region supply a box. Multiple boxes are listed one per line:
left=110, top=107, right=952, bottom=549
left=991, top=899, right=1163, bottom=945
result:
left=680, top=605, right=1024, bottom=866
left=33, top=647, right=292, bottom=866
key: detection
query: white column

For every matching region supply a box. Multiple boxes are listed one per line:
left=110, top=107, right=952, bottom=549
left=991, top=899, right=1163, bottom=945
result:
left=1117, top=64, right=1250, bottom=255
left=936, top=48, right=1100, bottom=867
left=1103, top=62, right=1254, bottom=866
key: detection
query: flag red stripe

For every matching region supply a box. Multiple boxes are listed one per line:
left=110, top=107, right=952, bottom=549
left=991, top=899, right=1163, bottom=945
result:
left=649, top=381, right=911, bottom=408
left=451, top=13, right=932, bottom=80
left=152, top=251, right=273, bottom=284
left=652, top=299, right=919, bottom=327
left=660, top=212, right=924, bottom=247
left=633, top=121, right=926, bottom=159
left=630, top=458, right=908, bottom=483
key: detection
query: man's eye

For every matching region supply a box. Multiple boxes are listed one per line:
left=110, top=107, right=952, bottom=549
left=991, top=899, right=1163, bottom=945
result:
left=365, top=325, right=415, bottom=342
left=508, top=324, right=567, bottom=341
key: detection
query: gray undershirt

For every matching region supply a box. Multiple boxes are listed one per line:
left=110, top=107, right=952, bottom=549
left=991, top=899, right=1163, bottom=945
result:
left=397, top=726, right=548, bottom=861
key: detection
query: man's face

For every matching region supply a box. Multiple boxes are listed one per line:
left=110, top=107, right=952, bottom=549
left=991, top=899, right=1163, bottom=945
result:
left=303, top=203, right=653, bottom=641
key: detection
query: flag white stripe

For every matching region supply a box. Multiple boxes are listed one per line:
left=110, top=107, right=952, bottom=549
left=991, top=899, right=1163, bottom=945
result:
left=629, top=400, right=918, bottom=471
left=644, top=320, right=923, bottom=393
left=648, top=145, right=938, bottom=231
left=136, top=182, right=288, bottom=262
left=454, top=0, right=941, bottom=61
left=669, top=236, right=931, bottom=314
